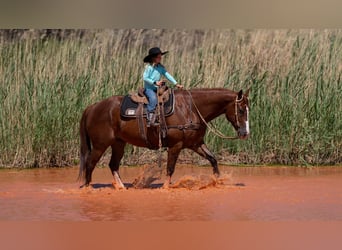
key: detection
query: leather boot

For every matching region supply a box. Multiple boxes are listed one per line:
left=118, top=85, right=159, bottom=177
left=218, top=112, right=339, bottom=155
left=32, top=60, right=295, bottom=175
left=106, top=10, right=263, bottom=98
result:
left=147, top=112, right=158, bottom=127
left=146, top=112, right=153, bottom=127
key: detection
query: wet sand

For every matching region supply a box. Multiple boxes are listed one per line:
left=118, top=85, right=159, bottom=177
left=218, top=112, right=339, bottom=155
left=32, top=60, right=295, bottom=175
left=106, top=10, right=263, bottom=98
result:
left=0, top=165, right=342, bottom=221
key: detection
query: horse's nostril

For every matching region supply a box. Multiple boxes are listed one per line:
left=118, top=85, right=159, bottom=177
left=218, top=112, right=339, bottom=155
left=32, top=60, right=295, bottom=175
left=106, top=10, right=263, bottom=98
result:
left=238, top=130, right=249, bottom=139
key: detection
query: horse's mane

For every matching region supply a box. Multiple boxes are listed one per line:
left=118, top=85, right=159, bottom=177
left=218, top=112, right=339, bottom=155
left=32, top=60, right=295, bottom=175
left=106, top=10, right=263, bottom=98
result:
left=189, top=87, right=234, bottom=91
left=188, top=88, right=236, bottom=94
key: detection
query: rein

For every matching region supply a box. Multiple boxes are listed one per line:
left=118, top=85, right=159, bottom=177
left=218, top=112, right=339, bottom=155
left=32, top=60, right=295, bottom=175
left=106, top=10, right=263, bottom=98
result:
left=186, top=90, right=239, bottom=140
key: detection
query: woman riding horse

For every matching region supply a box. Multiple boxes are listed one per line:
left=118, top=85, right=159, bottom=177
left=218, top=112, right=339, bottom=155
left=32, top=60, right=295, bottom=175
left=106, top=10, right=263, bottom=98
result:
left=78, top=85, right=250, bottom=189
left=143, top=47, right=183, bottom=126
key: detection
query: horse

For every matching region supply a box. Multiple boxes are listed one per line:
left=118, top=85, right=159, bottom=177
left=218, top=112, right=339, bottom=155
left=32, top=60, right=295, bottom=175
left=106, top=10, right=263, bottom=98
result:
left=78, top=88, right=250, bottom=188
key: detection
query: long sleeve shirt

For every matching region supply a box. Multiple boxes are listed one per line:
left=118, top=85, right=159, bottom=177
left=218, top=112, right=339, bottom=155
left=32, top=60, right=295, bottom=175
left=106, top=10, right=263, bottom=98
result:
left=143, top=64, right=177, bottom=91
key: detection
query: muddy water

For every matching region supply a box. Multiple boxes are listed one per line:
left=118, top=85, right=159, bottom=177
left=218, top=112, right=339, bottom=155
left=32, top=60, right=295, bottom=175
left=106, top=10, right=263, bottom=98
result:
left=0, top=165, right=342, bottom=221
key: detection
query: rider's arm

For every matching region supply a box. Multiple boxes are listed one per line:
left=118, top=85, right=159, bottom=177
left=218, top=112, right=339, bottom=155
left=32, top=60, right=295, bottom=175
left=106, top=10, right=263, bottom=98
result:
left=143, top=65, right=157, bottom=88
left=159, top=66, right=177, bottom=85
left=164, top=72, right=177, bottom=85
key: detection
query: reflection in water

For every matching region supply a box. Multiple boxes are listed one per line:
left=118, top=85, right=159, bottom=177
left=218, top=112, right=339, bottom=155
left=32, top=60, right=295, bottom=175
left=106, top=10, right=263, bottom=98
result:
left=78, top=187, right=212, bottom=221
left=0, top=165, right=342, bottom=221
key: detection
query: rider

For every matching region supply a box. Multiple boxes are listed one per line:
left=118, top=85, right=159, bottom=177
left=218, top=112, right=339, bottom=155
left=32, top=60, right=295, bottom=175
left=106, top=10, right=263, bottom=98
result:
left=143, top=47, right=183, bottom=127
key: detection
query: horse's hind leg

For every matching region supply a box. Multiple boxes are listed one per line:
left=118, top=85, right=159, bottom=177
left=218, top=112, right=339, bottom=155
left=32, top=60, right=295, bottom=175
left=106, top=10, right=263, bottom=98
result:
left=109, top=139, right=126, bottom=189
left=191, top=143, right=220, bottom=177
left=84, top=147, right=107, bottom=186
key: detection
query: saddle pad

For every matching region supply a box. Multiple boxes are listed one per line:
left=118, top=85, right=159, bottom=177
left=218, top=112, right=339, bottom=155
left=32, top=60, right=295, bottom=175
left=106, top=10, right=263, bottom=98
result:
left=120, top=90, right=175, bottom=118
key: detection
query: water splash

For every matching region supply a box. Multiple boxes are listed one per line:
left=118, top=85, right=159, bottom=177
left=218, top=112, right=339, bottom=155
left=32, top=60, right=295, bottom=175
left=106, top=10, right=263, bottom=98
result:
left=132, top=165, right=162, bottom=189
left=170, top=173, right=233, bottom=190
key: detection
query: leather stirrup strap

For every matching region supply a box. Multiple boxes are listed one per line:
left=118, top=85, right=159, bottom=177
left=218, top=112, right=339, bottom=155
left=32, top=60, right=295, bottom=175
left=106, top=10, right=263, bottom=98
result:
left=136, top=103, right=152, bottom=148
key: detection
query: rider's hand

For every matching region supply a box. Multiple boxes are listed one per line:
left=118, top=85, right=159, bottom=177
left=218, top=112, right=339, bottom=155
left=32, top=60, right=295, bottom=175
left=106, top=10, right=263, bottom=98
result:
left=176, top=84, right=183, bottom=89
left=156, top=81, right=164, bottom=86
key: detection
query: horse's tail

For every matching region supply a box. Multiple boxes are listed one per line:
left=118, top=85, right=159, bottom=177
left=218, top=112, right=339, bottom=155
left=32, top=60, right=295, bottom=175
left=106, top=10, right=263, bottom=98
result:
left=78, top=107, right=91, bottom=182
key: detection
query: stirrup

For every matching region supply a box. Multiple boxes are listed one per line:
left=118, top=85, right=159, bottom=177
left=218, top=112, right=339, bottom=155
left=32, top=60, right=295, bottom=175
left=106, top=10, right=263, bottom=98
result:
left=147, top=112, right=159, bottom=127
left=151, top=120, right=160, bottom=126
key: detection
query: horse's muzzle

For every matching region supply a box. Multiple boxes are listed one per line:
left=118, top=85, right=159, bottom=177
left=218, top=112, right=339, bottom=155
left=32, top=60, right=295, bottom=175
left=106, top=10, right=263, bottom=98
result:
left=239, top=134, right=249, bottom=140
left=238, top=121, right=249, bottom=139
left=238, top=131, right=249, bottom=140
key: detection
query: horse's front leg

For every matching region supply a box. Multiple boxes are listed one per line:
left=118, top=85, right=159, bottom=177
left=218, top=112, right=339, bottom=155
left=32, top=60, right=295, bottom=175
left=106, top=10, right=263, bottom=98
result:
left=164, top=143, right=182, bottom=188
left=190, top=142, right=220, bottom=177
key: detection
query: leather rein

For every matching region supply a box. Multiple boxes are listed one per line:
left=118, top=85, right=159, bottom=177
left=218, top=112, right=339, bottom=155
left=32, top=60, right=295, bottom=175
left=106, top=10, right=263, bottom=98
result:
left=185, top=90, right=240, bottom=140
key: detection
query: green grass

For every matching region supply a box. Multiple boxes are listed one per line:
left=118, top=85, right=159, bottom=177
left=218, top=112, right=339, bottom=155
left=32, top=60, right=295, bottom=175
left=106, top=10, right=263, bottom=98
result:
left=0, top=29, right=341, bottom=167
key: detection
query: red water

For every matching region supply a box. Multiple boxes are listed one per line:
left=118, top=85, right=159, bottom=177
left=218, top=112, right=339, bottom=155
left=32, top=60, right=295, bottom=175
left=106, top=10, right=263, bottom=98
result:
left=0, top=165, right=342, bottom=221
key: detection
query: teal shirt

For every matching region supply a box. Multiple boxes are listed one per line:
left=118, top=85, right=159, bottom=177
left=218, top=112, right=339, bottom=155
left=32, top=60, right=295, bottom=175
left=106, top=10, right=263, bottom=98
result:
left=143, top=64, right=177, bottom=91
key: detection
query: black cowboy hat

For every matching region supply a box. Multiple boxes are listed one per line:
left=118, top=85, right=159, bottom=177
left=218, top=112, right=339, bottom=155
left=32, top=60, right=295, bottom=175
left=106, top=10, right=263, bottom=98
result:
left=143, top=47, right=168, bottom=63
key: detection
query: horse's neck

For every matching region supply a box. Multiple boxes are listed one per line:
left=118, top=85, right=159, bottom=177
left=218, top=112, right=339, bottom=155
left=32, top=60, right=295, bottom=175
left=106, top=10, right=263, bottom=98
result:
left=191, top=89, right=235, bottom=122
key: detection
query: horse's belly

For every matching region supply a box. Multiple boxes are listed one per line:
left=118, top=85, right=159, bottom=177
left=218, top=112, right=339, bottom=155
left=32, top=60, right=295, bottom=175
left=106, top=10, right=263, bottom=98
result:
left=118, top=121, right=160, bottom=149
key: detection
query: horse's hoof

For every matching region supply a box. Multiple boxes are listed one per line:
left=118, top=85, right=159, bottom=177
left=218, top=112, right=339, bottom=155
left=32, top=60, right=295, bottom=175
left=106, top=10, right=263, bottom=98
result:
left=213, top=172, right=220, bottom=179
left=112, top=181, right=126, bottom=190
left=162, top=181, right=171, bottom=189
left=79, top=183, right=90, bottom=189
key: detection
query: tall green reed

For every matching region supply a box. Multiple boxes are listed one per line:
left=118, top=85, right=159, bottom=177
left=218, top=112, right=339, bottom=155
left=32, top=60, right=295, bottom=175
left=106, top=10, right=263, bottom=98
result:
left=0, top=29, right=341, bottom=167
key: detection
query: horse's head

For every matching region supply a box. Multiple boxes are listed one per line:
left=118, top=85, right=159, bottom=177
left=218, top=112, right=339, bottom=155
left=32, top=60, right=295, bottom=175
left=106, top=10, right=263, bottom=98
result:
left=225, top=89, right=250, bottom=139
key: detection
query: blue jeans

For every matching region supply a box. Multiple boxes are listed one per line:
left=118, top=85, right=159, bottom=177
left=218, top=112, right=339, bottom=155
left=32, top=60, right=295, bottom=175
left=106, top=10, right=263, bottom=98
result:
left=144, top=88, right=157, bottom=112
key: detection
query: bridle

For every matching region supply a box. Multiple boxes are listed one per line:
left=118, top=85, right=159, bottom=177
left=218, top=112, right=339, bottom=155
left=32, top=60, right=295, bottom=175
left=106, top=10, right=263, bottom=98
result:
left=235, top=95, right=244, bottom=129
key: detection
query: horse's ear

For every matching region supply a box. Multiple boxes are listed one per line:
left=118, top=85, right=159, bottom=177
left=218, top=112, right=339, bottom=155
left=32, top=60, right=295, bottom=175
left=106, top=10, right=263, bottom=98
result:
left=245, top=88, right=250, bottom=97
left=238, top=90, right=243, bottom=100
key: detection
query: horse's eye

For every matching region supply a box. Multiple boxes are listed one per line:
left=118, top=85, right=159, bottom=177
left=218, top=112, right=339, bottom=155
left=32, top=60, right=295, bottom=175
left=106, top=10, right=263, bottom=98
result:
left=239, top=109, right=245, bottom=115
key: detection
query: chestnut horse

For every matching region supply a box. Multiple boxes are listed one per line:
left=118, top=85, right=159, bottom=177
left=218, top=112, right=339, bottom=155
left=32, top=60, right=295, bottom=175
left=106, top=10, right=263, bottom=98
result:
left=78, top=88, right=250, bottom=188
